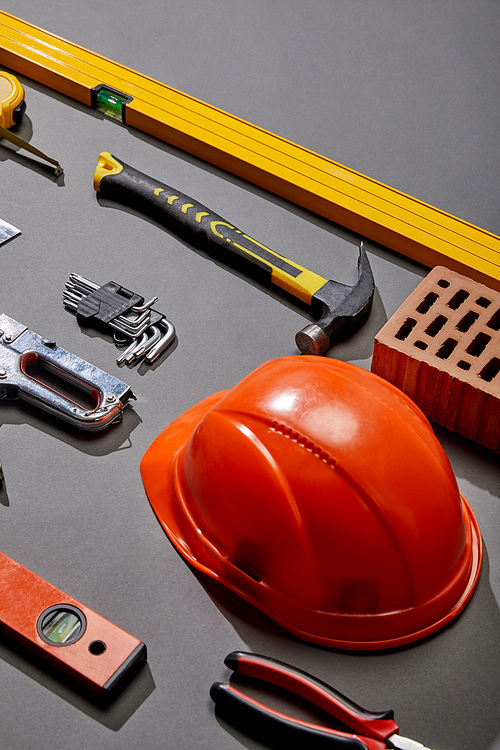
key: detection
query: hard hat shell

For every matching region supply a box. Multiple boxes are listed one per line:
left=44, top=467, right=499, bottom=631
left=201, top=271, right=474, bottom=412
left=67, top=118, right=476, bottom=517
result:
left=141, top=356, right=482, bottom=650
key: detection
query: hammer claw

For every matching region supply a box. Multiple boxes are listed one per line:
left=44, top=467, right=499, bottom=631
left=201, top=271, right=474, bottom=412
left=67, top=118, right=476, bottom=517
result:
left=295, top=241, right=375, bottom=355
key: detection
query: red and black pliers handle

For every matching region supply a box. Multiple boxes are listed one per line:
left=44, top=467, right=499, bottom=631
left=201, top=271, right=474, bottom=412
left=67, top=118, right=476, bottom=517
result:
left=210, top=651, right=399, bottom=750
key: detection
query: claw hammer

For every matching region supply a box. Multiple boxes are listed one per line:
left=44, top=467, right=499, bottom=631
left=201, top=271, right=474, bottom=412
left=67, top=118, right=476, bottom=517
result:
left=94, top=153, right=374, bottom=355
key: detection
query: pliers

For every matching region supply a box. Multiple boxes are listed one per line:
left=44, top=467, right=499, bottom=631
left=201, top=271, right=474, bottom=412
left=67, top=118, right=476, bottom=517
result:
left=210, top=652, right=435, bottom=750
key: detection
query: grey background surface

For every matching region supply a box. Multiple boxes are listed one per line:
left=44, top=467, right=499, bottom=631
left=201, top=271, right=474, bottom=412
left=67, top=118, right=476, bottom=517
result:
left=0, top=1, right=499, bottom=749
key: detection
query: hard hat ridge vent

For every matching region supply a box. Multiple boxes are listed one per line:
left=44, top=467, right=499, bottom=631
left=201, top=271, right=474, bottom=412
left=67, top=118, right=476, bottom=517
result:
left=270, top=420, right=337, bottom=468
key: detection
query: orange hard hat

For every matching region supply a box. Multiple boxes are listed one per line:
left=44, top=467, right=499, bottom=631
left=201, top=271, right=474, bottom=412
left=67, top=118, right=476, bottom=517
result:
left=141, top=356, right=482, bottom=650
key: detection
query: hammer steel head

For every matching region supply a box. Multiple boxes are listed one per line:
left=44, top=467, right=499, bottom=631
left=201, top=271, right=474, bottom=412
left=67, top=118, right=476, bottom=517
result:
left=295, top=241, right=375, bottom=355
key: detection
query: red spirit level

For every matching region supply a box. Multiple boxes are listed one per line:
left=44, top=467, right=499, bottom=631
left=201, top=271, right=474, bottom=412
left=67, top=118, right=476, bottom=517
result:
left=0, top=552, right=146, bottom=699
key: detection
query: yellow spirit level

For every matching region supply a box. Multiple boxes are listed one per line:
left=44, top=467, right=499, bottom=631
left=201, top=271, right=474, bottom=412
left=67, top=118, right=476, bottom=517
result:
left=0, top=11, right=498, bottom=290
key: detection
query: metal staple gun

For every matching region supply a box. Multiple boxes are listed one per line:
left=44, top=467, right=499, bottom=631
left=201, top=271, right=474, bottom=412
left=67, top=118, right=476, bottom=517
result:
left=0, top=313, right=135, bottom=431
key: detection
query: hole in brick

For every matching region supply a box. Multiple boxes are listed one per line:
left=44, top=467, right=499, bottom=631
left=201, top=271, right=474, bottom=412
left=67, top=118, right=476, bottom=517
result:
left=466, top=332, right=491, bottom=357
left=417, top=293, right=438, bottom=313
left=437, top=279, right=450, bottom=288
left=456, top=311, right=479, bottom=332
left=447, top=289, right=469, bottom=310
left=414, top=340, right=427, bottom=350
left=436, top=338, right=458, bottom=359
left=457, top=360, right=471, bottom=371
left=486, top=309, right=500, bottom=331
left=479, top=357, right=500, bottom=382
left=476, top=296, right=491, bottom=308
left=395, top=318, right=416, bottom=340
left=425, top=315, right=447, bottom=337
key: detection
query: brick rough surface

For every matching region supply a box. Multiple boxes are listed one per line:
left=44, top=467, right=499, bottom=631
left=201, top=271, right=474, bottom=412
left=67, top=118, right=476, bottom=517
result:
left=371, top=266, right=500, bottom=452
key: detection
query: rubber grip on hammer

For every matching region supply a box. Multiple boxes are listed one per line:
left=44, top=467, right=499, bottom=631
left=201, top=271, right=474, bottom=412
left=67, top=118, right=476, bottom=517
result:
left=94, top=152, right=326, bottom=305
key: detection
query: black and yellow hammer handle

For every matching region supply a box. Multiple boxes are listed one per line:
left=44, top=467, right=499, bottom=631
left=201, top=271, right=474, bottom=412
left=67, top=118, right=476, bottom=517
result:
left=94, top=153, right=374, bottom=354
left=94, top=153, right=326, bottom=306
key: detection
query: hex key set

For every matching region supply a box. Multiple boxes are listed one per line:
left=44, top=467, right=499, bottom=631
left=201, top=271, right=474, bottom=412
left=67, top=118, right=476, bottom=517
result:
left=63, top=273, right=176, bottom=366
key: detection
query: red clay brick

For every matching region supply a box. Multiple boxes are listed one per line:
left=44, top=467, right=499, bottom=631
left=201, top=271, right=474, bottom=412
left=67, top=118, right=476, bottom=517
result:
left=371, top=266, right=500, bottom=452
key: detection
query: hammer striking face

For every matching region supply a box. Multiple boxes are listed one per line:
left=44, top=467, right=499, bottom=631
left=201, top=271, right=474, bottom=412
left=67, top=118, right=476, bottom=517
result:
left=94, top=152, right=375, bottom=354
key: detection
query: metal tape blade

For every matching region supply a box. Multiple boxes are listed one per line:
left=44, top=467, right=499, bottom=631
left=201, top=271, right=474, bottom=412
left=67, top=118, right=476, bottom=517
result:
left=0, top=218, right=20, bottom=245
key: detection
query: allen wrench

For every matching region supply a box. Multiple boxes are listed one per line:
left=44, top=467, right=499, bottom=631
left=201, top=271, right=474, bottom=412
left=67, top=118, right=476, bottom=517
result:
left=63, top=274, right=176, bottom=366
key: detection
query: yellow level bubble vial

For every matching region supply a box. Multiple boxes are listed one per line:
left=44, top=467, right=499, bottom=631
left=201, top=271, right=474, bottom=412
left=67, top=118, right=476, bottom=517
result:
left=92, top=85, right=133, bottom=122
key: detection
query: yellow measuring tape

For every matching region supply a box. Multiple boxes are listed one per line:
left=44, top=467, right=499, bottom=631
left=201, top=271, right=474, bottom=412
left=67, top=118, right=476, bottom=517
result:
left=1, top=10, right=499, bottom=290
left=0, top=69, right=63, bottom=174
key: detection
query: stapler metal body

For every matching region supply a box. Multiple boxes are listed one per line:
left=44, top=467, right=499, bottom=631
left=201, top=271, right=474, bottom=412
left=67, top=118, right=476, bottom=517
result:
left=0, top=314, right=135, bottom=431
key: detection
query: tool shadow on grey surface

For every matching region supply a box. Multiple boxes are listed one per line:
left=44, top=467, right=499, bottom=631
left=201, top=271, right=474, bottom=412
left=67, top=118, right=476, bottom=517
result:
left=95, top=196, right=381, bottom=363
left=0, top=120, right=64, bottom=183
left=68, top=316, right=178, bottom=376
left=0, top=482, right=8, bottom=506
left=0, top=633, right=155, bottom=731
left=0, top=399, right=141, bottom=457
left=93, top=148, right=376, bottom=356
left=194, top=552, right=500, bottom=750
left=436, top=425, right=500, bottom=495
left=129, top=127, right=434, bottom=291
